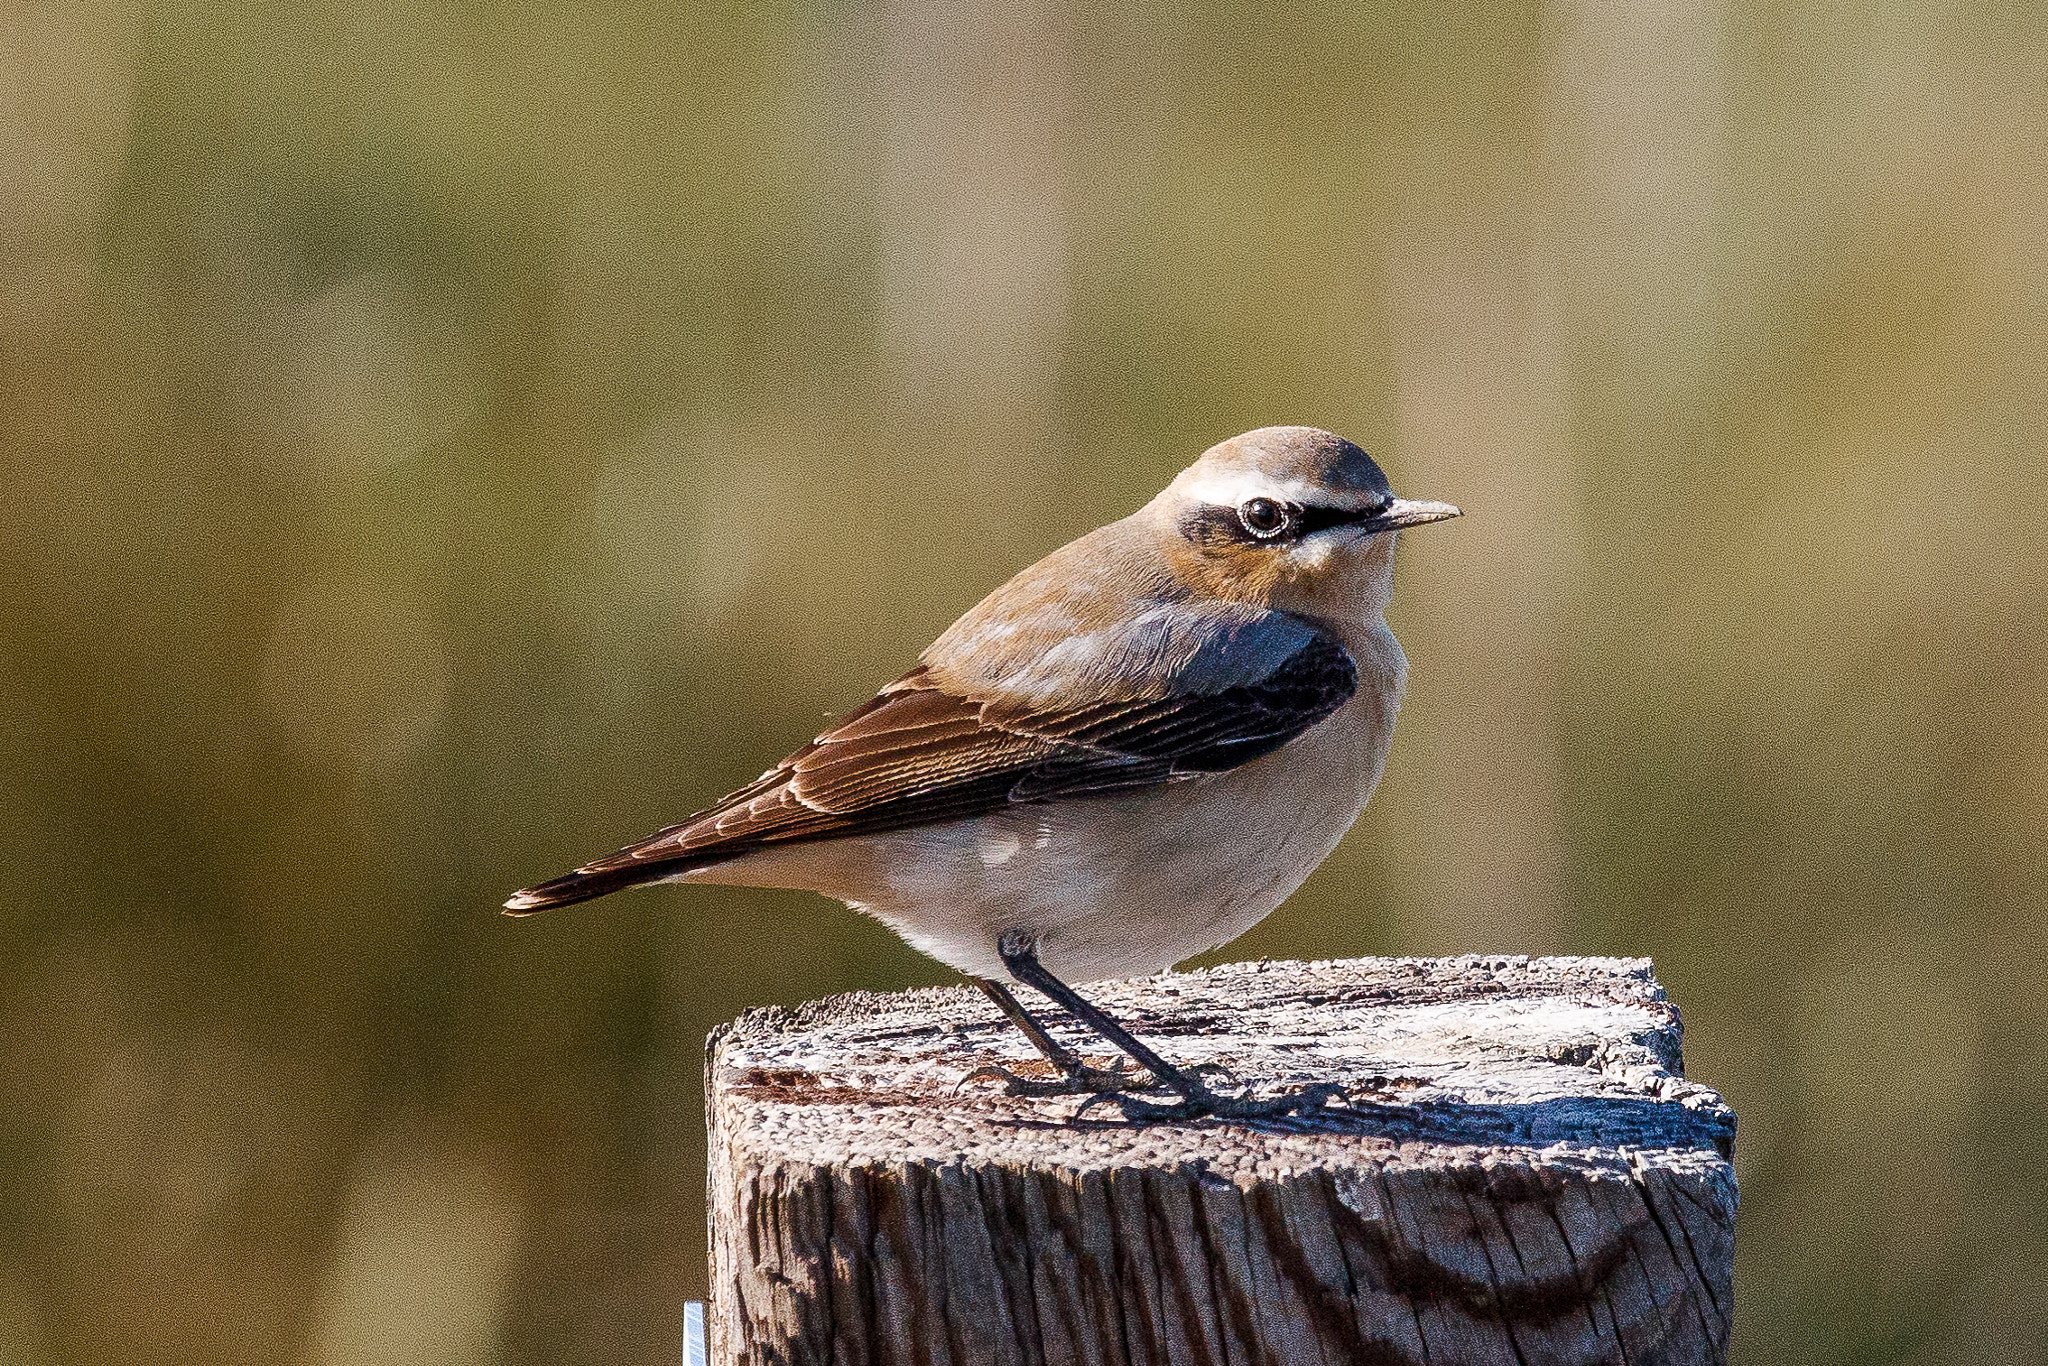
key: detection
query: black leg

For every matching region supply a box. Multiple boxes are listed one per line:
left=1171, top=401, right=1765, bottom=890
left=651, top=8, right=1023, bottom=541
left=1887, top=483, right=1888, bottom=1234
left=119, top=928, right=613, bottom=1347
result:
left=996, top=936, right=1193, bottom=1090
left=994, top=928, right=1346, bottom=1122
left=963, top=978, right=1153, bottom=1097
left=974, top=979, right=1083, bottom=1071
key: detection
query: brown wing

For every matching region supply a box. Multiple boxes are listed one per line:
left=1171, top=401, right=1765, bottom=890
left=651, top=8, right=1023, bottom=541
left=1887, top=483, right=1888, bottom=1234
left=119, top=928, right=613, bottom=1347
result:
left=504, top=636, right=1356, bottom=913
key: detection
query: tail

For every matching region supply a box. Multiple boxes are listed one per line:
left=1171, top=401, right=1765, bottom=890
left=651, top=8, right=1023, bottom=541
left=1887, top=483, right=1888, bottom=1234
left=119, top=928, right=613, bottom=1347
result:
left=505, top=767, right=793, bottom=915
left=502, top=861, right=673, bottom=915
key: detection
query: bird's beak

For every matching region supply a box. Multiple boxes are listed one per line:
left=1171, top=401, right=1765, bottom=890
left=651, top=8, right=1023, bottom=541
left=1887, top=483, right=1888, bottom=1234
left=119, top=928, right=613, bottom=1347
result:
left=1356, top=497, right=1462, bottom=535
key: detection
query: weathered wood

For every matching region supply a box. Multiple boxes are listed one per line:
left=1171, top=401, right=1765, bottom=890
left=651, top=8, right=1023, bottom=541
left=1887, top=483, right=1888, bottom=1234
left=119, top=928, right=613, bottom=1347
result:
left=707, top=955, right=1736, bottom=1365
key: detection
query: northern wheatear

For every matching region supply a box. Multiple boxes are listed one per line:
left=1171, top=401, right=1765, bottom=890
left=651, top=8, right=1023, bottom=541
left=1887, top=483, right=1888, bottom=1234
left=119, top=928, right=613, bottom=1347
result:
left=509, top=426, right=1459, bottom=1119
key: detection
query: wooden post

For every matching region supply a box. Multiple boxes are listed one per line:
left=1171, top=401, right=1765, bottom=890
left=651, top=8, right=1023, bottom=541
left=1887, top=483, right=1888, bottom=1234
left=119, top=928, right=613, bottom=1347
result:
left=707, top=955, right=1736, bottom=1365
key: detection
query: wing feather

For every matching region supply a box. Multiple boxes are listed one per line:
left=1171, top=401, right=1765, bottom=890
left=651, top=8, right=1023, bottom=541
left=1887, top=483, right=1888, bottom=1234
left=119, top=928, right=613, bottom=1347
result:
left=505, top=622, right=1357, bottom=912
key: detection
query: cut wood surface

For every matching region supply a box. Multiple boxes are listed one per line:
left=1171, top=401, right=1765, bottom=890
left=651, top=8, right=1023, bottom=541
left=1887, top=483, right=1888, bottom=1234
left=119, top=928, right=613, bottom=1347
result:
left=707, top=955, right=1736, bottom=1366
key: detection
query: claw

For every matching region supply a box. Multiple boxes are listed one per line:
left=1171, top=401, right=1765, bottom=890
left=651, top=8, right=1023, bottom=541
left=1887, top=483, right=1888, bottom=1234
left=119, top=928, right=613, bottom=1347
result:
left=960, top=1052, right=1350, bottom=1124
left=952, top=1063, right=1022, bottom=1096
left=956, top=1058, right=1159, bottom=1099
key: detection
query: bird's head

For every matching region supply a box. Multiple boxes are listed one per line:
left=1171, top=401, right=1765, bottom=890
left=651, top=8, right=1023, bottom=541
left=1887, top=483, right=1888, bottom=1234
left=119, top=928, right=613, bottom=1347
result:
left=1149, top=426, right=1461, bottom=619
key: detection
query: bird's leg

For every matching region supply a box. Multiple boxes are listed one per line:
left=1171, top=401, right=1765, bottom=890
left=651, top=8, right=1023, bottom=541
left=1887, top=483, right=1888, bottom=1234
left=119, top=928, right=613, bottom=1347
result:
left=958, top=979, right=1153, bottom=1096
left=995, top=930, right=1345, bottom=1123
left=974, top=979, right=1085, bottom=1072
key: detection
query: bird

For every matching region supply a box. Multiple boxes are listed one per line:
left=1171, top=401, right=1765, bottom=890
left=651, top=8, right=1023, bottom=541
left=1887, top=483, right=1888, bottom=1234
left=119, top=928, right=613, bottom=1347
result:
left=507, top=426, right=1460, bottom=1120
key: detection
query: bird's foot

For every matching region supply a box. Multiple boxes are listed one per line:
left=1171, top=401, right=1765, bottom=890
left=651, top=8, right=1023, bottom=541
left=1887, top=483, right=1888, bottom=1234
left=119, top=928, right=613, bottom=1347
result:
left=1076, top=1076, right=1348, bottom=1124
left=955, top=1055, right=1157, bottom=1098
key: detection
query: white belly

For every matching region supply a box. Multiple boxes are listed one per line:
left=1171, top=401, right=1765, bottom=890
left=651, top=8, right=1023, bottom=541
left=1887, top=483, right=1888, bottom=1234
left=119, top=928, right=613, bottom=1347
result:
left=916, top=708, right=1391, bottom=978
left=689, top=624, right=1408, bottom=982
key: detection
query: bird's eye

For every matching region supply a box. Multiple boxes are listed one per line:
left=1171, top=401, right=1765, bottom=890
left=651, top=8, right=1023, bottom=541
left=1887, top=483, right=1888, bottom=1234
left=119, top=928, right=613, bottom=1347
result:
left=1238, top=497, right=1291, bottom=538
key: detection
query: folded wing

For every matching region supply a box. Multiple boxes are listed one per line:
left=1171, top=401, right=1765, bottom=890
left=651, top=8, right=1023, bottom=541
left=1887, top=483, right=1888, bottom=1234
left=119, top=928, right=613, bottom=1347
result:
left=505, top=615, right=1356, bottom=913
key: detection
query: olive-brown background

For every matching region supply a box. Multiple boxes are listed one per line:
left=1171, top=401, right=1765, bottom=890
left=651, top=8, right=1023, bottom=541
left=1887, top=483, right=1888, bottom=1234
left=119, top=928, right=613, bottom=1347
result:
left=5, top=3, right=2044, bottom=1363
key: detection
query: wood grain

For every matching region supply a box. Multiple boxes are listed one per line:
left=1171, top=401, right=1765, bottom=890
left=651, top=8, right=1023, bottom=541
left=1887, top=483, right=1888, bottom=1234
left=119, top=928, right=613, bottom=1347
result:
left=708, top=955, right=1736, bottom=1365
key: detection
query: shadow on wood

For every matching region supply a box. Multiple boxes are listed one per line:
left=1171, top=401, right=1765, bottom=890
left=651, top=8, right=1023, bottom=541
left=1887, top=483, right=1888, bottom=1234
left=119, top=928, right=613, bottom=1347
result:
left=707, top=955, right=1736, bottom=1365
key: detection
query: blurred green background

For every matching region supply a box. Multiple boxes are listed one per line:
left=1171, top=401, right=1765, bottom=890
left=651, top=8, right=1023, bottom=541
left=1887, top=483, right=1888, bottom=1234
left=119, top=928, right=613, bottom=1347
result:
left=4, top=1, right=2045, bottom=1362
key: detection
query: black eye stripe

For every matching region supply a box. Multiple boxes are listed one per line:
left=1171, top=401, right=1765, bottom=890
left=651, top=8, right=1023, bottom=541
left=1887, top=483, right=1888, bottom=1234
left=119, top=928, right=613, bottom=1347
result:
left=1295, top=500, right=1391, bottom=535
left=1178, top=497, right=1394, bottom=550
